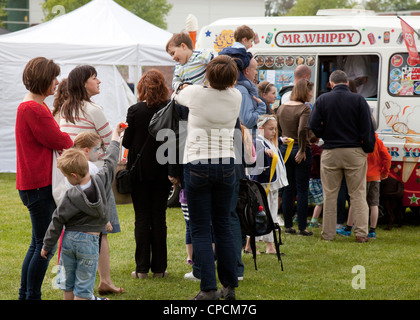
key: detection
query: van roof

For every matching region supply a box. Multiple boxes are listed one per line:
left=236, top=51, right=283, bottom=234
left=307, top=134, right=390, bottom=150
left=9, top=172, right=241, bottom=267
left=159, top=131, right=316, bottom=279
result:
left=203, top=15, right=420, bottom=30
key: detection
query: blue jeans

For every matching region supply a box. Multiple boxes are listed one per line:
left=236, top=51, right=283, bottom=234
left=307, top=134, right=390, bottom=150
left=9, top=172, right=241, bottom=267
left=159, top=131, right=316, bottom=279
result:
left=184, top=159, right=238, bottom=291
left=280, top=145, right=312, bottom=231
left=18, top=185, right=57, bottom=300
left=57, top=231, right=100, bottom=299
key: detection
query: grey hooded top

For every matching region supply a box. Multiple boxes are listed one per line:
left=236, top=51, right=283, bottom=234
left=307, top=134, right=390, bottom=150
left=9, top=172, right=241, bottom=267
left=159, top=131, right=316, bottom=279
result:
left=42, top=140, right=119, bottom=253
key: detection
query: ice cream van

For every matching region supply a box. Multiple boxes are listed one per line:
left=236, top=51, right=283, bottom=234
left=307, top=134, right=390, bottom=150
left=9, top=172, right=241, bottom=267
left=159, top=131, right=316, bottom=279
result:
left=195, top=14, right=420, bottom=209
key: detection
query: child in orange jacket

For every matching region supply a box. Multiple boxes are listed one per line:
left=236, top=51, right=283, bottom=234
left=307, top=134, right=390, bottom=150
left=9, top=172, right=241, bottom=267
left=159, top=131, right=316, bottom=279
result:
left=337, top=133, right=391, bottom=238
left=366, top=132, right=391, bottom=238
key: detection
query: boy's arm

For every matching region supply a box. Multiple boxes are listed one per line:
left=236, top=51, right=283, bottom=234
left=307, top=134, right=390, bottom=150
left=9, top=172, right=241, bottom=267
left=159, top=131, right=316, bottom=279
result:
left=97, top=123, right=126, bottom=190
left=172, top=65, right=183, bottom=91
left=41, top=196, right=79, bottom=257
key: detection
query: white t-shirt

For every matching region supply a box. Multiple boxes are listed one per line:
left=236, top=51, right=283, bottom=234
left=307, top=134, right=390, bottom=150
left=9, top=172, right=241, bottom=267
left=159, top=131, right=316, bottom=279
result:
left=175, top=85, right=242, bottom=164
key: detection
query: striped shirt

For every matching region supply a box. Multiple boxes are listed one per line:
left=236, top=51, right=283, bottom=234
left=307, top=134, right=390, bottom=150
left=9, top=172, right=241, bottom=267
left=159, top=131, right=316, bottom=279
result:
left=60, top=101, right=112, bottom=166
left=172, top=49, right=214, bottom=90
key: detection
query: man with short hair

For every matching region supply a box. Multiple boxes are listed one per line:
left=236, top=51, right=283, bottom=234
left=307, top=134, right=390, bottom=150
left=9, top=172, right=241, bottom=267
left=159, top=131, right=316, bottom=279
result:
left=308, top=70, right=375, bottom=242
left=280, top=64, right=312, bottom=104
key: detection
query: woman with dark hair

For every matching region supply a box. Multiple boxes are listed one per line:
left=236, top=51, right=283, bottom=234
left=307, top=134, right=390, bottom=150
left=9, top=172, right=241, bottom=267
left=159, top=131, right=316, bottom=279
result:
left=122, top=69, right=172, bottom=279
left=60, top=65, right=124, bottom=296
left=276, top=79, right=314, bottom=236
left=52, top=78, right=68, bottom=124
left=16, top=57, right=73, bottom=300
left=174, top=55, right=242, bottom=300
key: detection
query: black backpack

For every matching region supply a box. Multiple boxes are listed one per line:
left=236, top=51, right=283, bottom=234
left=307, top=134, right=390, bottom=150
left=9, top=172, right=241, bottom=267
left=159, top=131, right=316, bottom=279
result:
left=236, top=178, right=283, bottom=271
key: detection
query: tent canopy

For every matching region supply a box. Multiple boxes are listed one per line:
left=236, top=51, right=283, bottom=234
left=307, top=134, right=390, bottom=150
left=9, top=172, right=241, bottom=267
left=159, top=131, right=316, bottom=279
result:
left=0, top=0, right=174, bottom=172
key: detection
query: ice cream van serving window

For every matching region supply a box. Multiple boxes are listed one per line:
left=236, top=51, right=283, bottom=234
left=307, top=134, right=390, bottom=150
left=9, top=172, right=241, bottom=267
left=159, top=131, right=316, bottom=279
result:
left=255, top=54, right=316, bottom=100
left=388, top=52, right=420, bottom=96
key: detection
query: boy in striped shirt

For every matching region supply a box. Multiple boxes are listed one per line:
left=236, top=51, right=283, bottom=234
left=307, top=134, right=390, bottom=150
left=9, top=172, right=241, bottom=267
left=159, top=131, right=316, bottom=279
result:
left=166, top=32, right=214, bottom=91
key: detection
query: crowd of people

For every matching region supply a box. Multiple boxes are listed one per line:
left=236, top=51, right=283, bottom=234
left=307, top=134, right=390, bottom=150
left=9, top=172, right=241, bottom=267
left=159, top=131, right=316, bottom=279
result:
left=15, top=24, right=391, bottom=301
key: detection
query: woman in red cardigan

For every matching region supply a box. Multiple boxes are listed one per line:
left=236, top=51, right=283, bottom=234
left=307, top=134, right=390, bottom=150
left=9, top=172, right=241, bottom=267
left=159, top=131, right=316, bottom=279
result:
left=15, top=57, right=73, bottom=300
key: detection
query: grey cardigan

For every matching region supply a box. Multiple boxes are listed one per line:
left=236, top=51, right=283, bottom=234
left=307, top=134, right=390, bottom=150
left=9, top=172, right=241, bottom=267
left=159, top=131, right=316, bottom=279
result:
left=42, top=140, right=119, bottom=252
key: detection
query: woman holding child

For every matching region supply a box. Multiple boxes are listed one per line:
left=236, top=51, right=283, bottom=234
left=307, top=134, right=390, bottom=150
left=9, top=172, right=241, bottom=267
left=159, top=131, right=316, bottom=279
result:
left=276, top=79, right=314, bottom=236
left=174, top=55, right=241, bottom=300
left=16, top=57, right=73, bottom=300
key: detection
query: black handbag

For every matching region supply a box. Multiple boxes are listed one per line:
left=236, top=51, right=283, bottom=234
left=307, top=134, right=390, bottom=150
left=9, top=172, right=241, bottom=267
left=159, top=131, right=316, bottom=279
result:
left=116, top=137, right=149, bottom=194
left=148, top=98, right=180, bottom=139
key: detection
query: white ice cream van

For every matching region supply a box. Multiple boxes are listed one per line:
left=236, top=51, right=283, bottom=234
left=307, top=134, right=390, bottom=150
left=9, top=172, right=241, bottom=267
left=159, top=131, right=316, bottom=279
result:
left=195, top=14, right=420, bottom=209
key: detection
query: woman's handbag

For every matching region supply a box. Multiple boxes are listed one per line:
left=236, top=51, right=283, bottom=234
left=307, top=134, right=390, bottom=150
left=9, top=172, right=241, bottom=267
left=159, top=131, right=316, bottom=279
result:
left=148, top=98, right=180, bottom=138
left=116, top=137, right=149, bottom=194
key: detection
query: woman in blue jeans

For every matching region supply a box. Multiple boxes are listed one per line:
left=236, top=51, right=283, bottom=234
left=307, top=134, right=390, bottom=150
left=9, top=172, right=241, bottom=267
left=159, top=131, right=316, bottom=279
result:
left=175, top=55, right=242, bottom=300
left=16, top=57, right=73, bottom=299
left=277, top=79, right=314, bottom=236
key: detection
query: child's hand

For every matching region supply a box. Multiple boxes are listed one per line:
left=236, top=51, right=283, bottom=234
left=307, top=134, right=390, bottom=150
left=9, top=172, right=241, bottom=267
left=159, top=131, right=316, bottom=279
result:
left=252, top=96, right=262, bottom=104
left=265, top=149, right=274, bottom=158
left=41, top=249, right=48, bottom=259
left=116, top=122, right=127, bottom=134
left=106, top=222, right=113, bottom=232
left=112, top=122, right=127, bottom=141
left=281, top=136, right=292, bottom=144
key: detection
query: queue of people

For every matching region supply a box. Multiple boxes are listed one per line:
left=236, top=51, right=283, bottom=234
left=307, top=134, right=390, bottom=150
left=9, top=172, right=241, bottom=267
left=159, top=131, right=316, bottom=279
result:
left=15, top=23, right=387, bottom=301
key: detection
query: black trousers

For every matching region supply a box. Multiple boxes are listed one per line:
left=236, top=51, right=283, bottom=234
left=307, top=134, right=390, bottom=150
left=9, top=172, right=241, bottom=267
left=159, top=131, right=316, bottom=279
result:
left=131, top=179, right=171, bottom=273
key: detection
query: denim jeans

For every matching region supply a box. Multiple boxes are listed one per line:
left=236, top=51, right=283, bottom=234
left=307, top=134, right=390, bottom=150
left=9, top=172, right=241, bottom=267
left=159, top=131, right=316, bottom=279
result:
left=18, top=185, right=57, bottom=300
left=56, top=231, right=100, bottom=299
left=280, top=145, right=312, bottom=231
left=184, top=159, right=238, bottom=291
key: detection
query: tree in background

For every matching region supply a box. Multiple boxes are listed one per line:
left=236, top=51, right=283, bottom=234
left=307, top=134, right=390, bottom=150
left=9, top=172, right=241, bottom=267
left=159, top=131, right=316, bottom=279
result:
left=265, top=0, right=295, bottom=16
left=265, top=0, right=420, bottom=16
left=286, top=0, right=355, bottom=16
left=0, top=0, right=7, bottom=28
left=365, top=0, right=420, bottom=12
left=42, top=0, right=172, bottom=29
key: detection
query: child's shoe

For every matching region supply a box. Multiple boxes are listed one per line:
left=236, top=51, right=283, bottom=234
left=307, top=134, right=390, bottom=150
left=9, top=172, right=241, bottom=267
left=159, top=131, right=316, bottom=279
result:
left=336, top=226, right=351, bottom=237
left=368, top=231, right=376, bottom=239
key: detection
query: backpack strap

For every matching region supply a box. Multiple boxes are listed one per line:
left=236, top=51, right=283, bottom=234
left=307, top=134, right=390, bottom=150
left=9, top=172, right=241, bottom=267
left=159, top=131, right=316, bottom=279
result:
left=272, top=223, right=284, bottom=271
left=250, top=235, right=258, bottom=271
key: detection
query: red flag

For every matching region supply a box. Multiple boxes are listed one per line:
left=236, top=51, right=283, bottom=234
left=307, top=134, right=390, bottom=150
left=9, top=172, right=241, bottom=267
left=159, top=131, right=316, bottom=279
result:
left=400, top=17, right=420, bottom=65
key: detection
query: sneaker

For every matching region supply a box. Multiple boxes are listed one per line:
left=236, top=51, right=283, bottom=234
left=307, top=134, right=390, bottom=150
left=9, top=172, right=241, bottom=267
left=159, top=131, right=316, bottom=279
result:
left=285, top=227, right=297, bottom=234
left=309, top=221, right=322, bottom=228
left=298, top=230, right=313, bottom=236
left=219, top=286, right=235, bottom=300
left=336, top=227, right=351, bottom=237
left=191, top=290, right=220, bottom=300
left=368, top=231, right=376, bottom=239
left=184, top=271, right=200, bottom=281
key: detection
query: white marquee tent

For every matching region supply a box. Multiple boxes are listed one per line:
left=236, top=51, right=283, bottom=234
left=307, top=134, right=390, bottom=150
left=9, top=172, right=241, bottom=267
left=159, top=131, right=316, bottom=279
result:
left=0, top=0, right=174, bottom=172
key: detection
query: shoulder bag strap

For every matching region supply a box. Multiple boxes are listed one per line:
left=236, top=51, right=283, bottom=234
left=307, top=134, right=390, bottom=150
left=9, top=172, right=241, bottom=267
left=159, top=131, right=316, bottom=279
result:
left=129, top=136, right=150, bottom=173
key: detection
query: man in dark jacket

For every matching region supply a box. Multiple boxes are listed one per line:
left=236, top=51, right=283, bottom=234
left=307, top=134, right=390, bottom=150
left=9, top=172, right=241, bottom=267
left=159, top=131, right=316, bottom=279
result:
left=309, top=70, right=375, bottom=242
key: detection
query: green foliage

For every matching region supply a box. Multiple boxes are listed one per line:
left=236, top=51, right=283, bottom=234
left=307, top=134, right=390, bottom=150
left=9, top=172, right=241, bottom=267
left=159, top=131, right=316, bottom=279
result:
left=1, top=173, right=420, bottom=301
left=287, top=0, right=353, bottom=16
left=42, top=0, right=172, bottom=29
left=366, top=0, right=420, bottom=12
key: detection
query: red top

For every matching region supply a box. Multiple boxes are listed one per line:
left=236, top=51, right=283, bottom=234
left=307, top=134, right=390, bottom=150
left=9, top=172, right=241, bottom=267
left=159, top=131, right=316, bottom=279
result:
left=367, top=133, right=392, bottom=182
left=15, top=100, right=73, bottom=190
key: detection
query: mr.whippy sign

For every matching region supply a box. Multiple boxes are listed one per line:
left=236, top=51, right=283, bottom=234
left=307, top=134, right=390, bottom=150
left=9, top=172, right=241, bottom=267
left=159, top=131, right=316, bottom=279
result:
left=274, top=30, right=361, bottom=47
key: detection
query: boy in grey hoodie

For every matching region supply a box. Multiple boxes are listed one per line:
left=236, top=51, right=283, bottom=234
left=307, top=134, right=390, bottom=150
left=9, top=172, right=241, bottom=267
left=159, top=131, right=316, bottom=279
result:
left=41, top=122, right=126, bottom=300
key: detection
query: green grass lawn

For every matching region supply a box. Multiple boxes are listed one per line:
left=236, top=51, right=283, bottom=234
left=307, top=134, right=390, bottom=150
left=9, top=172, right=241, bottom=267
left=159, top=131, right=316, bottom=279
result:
left=1, top=172, right=419, bottom=300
